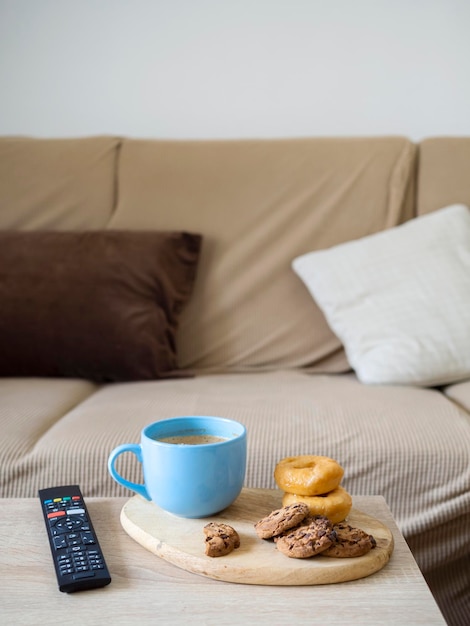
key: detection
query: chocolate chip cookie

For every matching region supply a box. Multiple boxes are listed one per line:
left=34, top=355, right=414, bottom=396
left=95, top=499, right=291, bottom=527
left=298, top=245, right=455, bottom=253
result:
left=254, top=503, right=310, bottom=539
left=204, top=522, right=240, bottom=557
left=321, top=522, right=377, bottom=558
left=275, top=515, right=336, bottom=558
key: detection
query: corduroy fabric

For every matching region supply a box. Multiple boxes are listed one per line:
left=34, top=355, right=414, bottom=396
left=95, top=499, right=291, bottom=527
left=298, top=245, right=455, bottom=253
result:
left=0, top=377, right=98, bottom=496
left=1, top=371, right=468, bottom=625
left=444, top=379, right=470, bottom=414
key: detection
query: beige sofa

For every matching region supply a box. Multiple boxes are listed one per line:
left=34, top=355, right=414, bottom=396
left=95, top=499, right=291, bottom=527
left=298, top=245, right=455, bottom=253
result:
left=0, top=136, right=469, bottom=625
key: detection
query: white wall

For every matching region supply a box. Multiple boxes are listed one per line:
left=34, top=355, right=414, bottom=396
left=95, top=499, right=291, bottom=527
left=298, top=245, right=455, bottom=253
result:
left=1, top=0, right=470, bottom=140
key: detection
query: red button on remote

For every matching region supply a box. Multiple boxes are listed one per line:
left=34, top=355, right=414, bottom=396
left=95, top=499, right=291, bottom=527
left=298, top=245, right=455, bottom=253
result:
left=47, top=511, right=66, bottom=519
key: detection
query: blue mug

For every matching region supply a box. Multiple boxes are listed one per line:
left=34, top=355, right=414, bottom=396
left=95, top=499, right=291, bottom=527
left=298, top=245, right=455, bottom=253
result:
left=108, top=416, right=247, bottom=518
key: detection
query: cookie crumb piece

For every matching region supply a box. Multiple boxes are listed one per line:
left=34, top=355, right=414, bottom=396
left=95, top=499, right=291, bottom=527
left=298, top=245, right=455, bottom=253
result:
left=204, top=522, right=240, bottom=557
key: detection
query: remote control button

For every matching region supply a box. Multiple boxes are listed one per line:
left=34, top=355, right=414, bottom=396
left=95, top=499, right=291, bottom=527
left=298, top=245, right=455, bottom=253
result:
left=81, top=532, right=95, bottom=545
left=73, top=571, right=95, bottom=580
left=68, top=539, right=82, bottom=547
left=53, top=536, right=67, bottom=549
left=67, top=508, right=86, bottom=515
left=58, top=556, right=72, bottom=564
left=47, top=511, right=66, bottom=519
left=55, top=518, right=82, bottom=533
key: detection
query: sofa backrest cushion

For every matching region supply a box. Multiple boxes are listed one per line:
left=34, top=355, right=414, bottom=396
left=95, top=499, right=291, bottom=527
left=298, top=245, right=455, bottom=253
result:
left=110, top=137, right=416, bottom=373
left=417, top=137, right=470, bottom=215
left=0, top=136, right=119, bottom=230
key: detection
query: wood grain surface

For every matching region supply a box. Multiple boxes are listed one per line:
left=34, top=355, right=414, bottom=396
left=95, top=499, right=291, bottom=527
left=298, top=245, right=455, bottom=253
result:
left=1, top=497, right=446, bottom=625
left=120, top=488, right=394, bottom=585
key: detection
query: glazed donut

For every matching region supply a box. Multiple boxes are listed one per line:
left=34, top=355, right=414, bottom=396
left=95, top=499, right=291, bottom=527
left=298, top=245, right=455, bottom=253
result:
left=274, top=455, right=344, bottom=496
left=282, top=486, right=352, bottom=524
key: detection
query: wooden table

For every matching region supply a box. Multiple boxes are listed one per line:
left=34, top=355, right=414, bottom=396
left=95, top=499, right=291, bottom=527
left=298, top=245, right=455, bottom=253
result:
left=0, top=495, right=445, bottom=625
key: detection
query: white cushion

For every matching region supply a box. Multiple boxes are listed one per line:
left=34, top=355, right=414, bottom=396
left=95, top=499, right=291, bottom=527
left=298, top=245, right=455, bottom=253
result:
left=292, top=204, right=470, bottom=386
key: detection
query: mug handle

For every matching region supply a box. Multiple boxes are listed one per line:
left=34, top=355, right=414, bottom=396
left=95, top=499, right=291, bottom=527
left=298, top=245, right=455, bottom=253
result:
left=107, top=443, right=151, bottom=500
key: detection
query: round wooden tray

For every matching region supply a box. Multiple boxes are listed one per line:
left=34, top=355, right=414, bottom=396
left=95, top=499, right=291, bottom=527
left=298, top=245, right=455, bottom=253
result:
left=120, top=488, right=394, bottom=585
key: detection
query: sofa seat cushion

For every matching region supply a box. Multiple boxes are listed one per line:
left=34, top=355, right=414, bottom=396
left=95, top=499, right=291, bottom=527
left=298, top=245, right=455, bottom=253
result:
left=4, top=370, right=467, bottom=531
left=1, top=370, right=468, bottom=624
left=0, top=377, right=98, bottom=497
left=443, top=379, right=470, bottom=415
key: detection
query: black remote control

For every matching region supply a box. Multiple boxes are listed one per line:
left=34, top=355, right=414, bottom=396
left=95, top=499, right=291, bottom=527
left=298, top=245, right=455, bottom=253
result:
left=38, top=485, right=111, bottom=593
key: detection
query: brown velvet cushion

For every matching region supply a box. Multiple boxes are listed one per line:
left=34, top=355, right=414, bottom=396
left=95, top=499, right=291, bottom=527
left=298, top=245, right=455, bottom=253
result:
left=0, top=230, right=202, bottom=382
